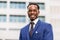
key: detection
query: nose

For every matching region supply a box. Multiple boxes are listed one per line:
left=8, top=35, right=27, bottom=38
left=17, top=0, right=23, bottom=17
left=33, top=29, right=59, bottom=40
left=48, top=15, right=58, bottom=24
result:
left=31, top=11, right=34, bottom=14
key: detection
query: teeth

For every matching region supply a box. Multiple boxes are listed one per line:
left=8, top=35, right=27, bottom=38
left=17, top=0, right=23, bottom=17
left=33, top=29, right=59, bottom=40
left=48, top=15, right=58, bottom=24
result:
left=31, top=15, right=35, bottom=17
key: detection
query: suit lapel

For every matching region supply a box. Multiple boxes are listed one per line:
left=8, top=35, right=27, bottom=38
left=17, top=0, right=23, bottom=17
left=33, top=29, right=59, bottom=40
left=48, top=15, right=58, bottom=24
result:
left=32, top=20, right=41, bottom=35
left=26, top=24, right=30, bottom=40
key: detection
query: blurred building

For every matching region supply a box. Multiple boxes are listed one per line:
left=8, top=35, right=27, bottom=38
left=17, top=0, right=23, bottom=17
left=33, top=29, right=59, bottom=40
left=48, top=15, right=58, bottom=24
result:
left=0, top=0, right=60, bottom=40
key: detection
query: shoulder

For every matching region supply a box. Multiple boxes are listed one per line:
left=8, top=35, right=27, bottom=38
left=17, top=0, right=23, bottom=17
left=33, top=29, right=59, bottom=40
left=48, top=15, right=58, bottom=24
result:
left=20, top=24, right=29, bottom=31
left=38, top=20, right=53, bottom=31
left=39, top=20, right=51, bottom=25
left=38, top=20, right=52, bottom=28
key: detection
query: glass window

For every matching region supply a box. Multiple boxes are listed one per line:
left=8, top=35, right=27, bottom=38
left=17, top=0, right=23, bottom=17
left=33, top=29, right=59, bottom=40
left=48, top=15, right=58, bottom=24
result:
left=0, top=15, right=6, bottom=22
left=38, top=16, right=45, bottom=21
left=10, top=1, right=26, bottom=9
left=0, top=1, right=7, bottom=8
left=29, top=2, right=45, bottom=10
left=10, top=15, right=26, bottom=22
left=38, top=3, right=45, bottom=10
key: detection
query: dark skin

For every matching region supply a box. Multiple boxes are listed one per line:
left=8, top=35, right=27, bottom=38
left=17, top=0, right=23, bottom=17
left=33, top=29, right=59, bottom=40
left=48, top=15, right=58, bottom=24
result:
left=27, top=5, right=40, bottom=21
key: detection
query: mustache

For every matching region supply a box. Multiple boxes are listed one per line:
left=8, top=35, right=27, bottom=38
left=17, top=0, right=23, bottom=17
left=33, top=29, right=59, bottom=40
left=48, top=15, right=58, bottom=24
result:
left=29, top=14, right=35, bottom=16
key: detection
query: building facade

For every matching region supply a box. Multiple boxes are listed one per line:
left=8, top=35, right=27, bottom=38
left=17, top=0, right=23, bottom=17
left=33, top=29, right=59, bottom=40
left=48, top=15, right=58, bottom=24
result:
left=0, top=0, right=60, bottom=40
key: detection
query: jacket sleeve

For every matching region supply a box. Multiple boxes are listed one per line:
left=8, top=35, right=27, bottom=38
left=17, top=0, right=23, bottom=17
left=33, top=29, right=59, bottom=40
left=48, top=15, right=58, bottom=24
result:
left=43, top=24, right=53, bottom=40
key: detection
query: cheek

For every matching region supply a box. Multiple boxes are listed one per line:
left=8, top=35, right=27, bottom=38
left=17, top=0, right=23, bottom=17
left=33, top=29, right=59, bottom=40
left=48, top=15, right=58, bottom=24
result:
left=28, top=13, right=31, bottom=17
left=35, top=13, right=39, bottom=16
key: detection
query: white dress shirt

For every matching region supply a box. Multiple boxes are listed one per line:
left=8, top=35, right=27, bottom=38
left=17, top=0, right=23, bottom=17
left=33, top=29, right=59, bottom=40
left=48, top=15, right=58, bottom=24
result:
left=29, top=18, right=39, bottom=31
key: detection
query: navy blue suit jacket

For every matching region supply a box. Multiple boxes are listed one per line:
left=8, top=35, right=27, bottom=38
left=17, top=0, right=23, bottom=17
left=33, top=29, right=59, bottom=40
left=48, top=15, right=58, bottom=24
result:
left=19, top=20, right=53, bottom=40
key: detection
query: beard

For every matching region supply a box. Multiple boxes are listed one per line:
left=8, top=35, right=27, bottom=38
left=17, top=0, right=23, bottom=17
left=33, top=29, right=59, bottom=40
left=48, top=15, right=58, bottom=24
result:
left=29, top=15, right=38, bottom=21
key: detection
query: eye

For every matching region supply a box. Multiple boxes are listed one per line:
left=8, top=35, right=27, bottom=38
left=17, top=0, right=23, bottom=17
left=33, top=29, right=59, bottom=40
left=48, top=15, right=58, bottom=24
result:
left=28, top=10, right=32, bottom=12
left=28, top=10, right=37, bottom=12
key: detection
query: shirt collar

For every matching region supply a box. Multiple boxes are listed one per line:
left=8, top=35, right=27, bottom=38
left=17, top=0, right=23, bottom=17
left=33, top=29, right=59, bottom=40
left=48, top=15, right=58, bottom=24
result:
left=30, top=18, right=38, bottom=25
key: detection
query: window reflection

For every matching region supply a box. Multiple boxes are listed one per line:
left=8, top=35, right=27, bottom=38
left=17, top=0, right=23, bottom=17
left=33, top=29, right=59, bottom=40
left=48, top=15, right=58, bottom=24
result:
left=10, top=1, right=26, bottom=9
left=0, top=15, right=6, bottom=22
left=10, top=15, right=26, bottom=22
left=38, top=16, right=45, bottom=21
left=38, top=3, right=45, bottom=10
left=0, top=1, right=7, bottom=8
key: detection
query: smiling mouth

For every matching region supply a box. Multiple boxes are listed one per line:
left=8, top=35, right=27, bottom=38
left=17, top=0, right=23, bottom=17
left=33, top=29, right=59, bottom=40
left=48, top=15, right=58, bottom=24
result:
left=29, top=15, right=37, bottom=21
left=31, top=15, right=34, bottom=17
left=30, top=15, right=35, bottom=18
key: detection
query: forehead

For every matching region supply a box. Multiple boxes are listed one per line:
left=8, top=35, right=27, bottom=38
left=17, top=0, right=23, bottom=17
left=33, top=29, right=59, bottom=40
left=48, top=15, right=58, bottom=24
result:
left=28, top=5, right=38, bottom=9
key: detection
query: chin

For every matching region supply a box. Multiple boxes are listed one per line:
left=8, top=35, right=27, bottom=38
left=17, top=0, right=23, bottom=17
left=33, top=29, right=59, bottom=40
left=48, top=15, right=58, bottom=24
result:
left=30, top=18, right=35, bottom=21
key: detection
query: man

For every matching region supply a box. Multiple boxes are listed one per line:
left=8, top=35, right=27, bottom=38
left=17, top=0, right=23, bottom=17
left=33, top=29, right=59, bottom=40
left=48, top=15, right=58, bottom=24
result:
left=19, top=3, right=53, bottom=40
